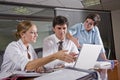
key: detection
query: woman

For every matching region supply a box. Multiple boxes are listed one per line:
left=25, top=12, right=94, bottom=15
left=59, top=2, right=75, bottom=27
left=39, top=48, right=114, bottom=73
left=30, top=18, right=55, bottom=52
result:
left=1, top=20, right=75, bottom=72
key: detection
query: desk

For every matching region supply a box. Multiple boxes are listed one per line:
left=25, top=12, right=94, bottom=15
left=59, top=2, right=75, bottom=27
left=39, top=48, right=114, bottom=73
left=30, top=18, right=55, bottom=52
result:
left=108, top=63, right=120, bottom=80
left=98, top=63, right=120, bottom=80
left=23, top=63, right=120, bottom=80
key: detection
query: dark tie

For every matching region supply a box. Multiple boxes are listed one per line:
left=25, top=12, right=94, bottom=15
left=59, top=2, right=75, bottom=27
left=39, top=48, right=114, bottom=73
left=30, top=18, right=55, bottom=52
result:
left=58, top=41, right=63, bottom=51
left=27, top=47, right=31, bottom=59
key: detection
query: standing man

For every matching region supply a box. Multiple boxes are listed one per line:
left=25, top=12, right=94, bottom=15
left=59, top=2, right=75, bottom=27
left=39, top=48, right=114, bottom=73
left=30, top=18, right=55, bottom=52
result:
left=43, top=16, right=79, bottom=69
left=67, top=13, right=107, bottom=61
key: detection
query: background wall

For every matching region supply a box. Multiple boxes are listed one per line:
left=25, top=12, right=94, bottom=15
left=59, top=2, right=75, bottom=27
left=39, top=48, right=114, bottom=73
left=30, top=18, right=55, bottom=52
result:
left=112, top=10, right=120, bottom=61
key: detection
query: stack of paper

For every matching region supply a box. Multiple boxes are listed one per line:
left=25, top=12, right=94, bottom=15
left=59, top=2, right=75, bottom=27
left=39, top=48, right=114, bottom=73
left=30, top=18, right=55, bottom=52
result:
left=34, top=68, right=89, bottom=80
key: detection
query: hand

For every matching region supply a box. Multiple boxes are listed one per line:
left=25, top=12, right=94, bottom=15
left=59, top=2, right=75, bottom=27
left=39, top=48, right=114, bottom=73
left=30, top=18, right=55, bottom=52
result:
left=55, top=50, right=75, bottom=63
left=54, top=63, right=65, bottom=69
left=69, top=52, right=78, bottom=61
left=114, top=60, right=119, bottom=66
left=35, top=66, right=45, bottom=73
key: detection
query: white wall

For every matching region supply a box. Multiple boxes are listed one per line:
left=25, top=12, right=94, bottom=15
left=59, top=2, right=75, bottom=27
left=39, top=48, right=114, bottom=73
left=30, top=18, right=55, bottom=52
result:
left=111, top=10, right=120, bottom=60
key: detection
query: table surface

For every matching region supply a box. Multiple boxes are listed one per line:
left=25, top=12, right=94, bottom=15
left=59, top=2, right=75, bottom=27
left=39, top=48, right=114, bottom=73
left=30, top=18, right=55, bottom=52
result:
left=99, top=63, right=120, bottom=80
left=22, top=62, right=120, bottom=80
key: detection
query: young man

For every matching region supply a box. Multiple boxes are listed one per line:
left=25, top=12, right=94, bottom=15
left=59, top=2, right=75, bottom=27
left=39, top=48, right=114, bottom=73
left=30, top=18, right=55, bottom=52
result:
left=43, top=16, right=79, bottom=69
left=67, top=13, right=107, bottom=61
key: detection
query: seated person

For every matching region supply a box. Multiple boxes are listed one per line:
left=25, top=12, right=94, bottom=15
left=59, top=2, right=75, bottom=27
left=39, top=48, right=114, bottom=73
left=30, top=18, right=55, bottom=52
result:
left=43, top=16, right=79, bottom=69
left=1, top=20, right=76, bottom=73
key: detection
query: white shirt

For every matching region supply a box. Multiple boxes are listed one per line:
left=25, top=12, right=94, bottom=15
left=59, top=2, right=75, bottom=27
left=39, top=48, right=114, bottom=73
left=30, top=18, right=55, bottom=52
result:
left=1, top=39, right=38, bottom=72
left=43, top=34, right=79, bottom=68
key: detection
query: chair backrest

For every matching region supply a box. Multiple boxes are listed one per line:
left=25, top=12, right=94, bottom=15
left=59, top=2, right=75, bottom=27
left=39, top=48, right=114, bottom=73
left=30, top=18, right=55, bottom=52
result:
left=34, top=48, right=43, bottom=58
left=0, top=51, right=4, bottom=70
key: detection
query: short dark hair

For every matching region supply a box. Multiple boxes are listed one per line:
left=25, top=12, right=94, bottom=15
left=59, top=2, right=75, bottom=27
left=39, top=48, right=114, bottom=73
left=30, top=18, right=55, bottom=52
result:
left=52, top=15, right=69, bottom=28
left=85, top=13, right=101, bottom=26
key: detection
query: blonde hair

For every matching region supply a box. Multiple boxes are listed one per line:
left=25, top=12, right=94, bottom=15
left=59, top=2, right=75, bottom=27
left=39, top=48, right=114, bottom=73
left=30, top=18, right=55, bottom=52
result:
left=15, top=20, right=34, bottom=39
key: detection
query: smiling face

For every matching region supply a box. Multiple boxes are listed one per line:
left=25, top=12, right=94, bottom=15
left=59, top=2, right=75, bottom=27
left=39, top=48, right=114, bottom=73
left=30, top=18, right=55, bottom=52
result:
left=21, top=24, right=38, bottom=44
left=53, top=24, right=67, bottom=40
left=84, top=18, right=95, bottom=31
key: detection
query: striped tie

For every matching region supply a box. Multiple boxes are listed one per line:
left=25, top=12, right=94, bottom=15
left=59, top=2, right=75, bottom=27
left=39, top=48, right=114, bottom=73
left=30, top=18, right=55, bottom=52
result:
left=58, top=41, right=63, bottom=51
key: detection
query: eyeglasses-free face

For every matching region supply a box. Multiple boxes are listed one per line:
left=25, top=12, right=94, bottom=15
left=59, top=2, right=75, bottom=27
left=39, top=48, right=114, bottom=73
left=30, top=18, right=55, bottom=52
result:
left=21, top=25, right=38, bottom=44
left=84, top=18, right=95, bottom=31
left=53, top=24, right=67, bottom=40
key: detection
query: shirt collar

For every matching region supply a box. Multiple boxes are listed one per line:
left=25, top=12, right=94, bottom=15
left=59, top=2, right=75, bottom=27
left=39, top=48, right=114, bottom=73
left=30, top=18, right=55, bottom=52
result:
left=81, top=23, right=95, bottom=32
left=18, top=39, right=30, bottom=51
left=53, top=34, right=65, bottom=44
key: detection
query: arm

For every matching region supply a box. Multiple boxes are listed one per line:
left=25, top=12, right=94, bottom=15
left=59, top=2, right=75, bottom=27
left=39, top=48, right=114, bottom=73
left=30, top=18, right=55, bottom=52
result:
left=94, top=27, right=107, bottom=60
left=66, top=33, right=81, bottom=48
left=100, top=52, right=108, bottom=61
left=25, top=50, right=75, bottom=71
left=67, top=23, right=81, bottom=48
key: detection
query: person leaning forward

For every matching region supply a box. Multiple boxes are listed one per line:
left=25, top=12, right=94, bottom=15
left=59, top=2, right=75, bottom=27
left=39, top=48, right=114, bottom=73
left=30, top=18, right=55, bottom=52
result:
left=1, top=20, right=76, bottom=73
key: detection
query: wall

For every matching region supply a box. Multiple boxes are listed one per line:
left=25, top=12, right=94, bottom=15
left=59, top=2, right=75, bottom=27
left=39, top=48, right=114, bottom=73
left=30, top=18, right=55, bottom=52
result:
left=111, top=10, right=120, bottom=60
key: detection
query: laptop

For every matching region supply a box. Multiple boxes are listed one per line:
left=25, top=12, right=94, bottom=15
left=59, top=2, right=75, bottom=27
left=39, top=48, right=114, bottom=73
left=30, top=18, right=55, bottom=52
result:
left=74, top=44, right=102, bottom=70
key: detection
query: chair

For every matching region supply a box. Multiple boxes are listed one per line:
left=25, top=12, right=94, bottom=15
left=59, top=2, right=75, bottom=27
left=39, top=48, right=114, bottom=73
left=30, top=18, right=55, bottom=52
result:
left=105, top=48, right=111, bottom=59
left=34, top=48, right=43, bottom=58
left=0, top=51, right=4, bottom=70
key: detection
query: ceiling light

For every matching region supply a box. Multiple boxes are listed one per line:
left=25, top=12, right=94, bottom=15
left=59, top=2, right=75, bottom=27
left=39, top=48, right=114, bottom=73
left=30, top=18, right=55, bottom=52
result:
left=81, top=0, right=100, bottom=7
left=13, top=6, right=30, bottom=14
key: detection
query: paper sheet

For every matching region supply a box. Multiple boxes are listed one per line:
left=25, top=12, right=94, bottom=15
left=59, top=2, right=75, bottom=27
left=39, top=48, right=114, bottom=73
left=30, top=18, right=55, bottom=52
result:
left=34, top=68, right=89, bottom=80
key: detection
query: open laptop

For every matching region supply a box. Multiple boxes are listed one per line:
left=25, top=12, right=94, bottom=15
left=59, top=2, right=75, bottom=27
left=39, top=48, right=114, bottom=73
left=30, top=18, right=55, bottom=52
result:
left=74, top=44, right=102, bottom=70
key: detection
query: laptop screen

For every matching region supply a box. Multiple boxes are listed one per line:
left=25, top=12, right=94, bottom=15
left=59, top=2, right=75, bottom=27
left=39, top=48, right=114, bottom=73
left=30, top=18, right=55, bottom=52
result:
left=74, top=44, right=102, bottom=70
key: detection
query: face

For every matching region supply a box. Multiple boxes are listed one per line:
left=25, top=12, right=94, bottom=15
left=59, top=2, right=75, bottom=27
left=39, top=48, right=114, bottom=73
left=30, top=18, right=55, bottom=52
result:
left=53, top=24, right=67, bottom=40
left=84, top=18, right=94, bottom=31
left=21, top=25, right=38, bottom=44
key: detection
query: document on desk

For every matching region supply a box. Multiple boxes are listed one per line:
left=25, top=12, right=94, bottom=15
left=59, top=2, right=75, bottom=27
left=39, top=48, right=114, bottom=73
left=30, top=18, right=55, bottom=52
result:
left=0, top=71, right=42, bottom=79
left=34, top=68, right=89, bottom=80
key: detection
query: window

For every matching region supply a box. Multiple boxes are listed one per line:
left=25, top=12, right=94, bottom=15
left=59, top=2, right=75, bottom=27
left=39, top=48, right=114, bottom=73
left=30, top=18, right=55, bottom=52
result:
left=0, top=3, right=54, bottom=51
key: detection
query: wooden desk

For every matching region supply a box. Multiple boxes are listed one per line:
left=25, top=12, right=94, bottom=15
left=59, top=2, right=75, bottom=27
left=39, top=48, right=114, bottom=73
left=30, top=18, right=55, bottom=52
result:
left=98, top=63, right=120, bottom=80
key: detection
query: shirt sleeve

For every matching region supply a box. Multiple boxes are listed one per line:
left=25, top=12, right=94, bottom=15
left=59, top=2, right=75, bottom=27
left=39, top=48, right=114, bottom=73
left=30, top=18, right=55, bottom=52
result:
left=68, top=23, right=80, bottom=36
left=94, top=27, right=105, bottom=54
left=70, top=41, right=79, bottom=54
left=43, top=38, right=55, bottom=57
left=7, top=43, right=29, bottom=71
left=43, top=38, right=57, bottom=68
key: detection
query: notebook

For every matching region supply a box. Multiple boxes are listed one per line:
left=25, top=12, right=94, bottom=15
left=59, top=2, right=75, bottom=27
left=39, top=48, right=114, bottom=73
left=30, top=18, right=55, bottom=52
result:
left=74, top=44, right=102, bottom=70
